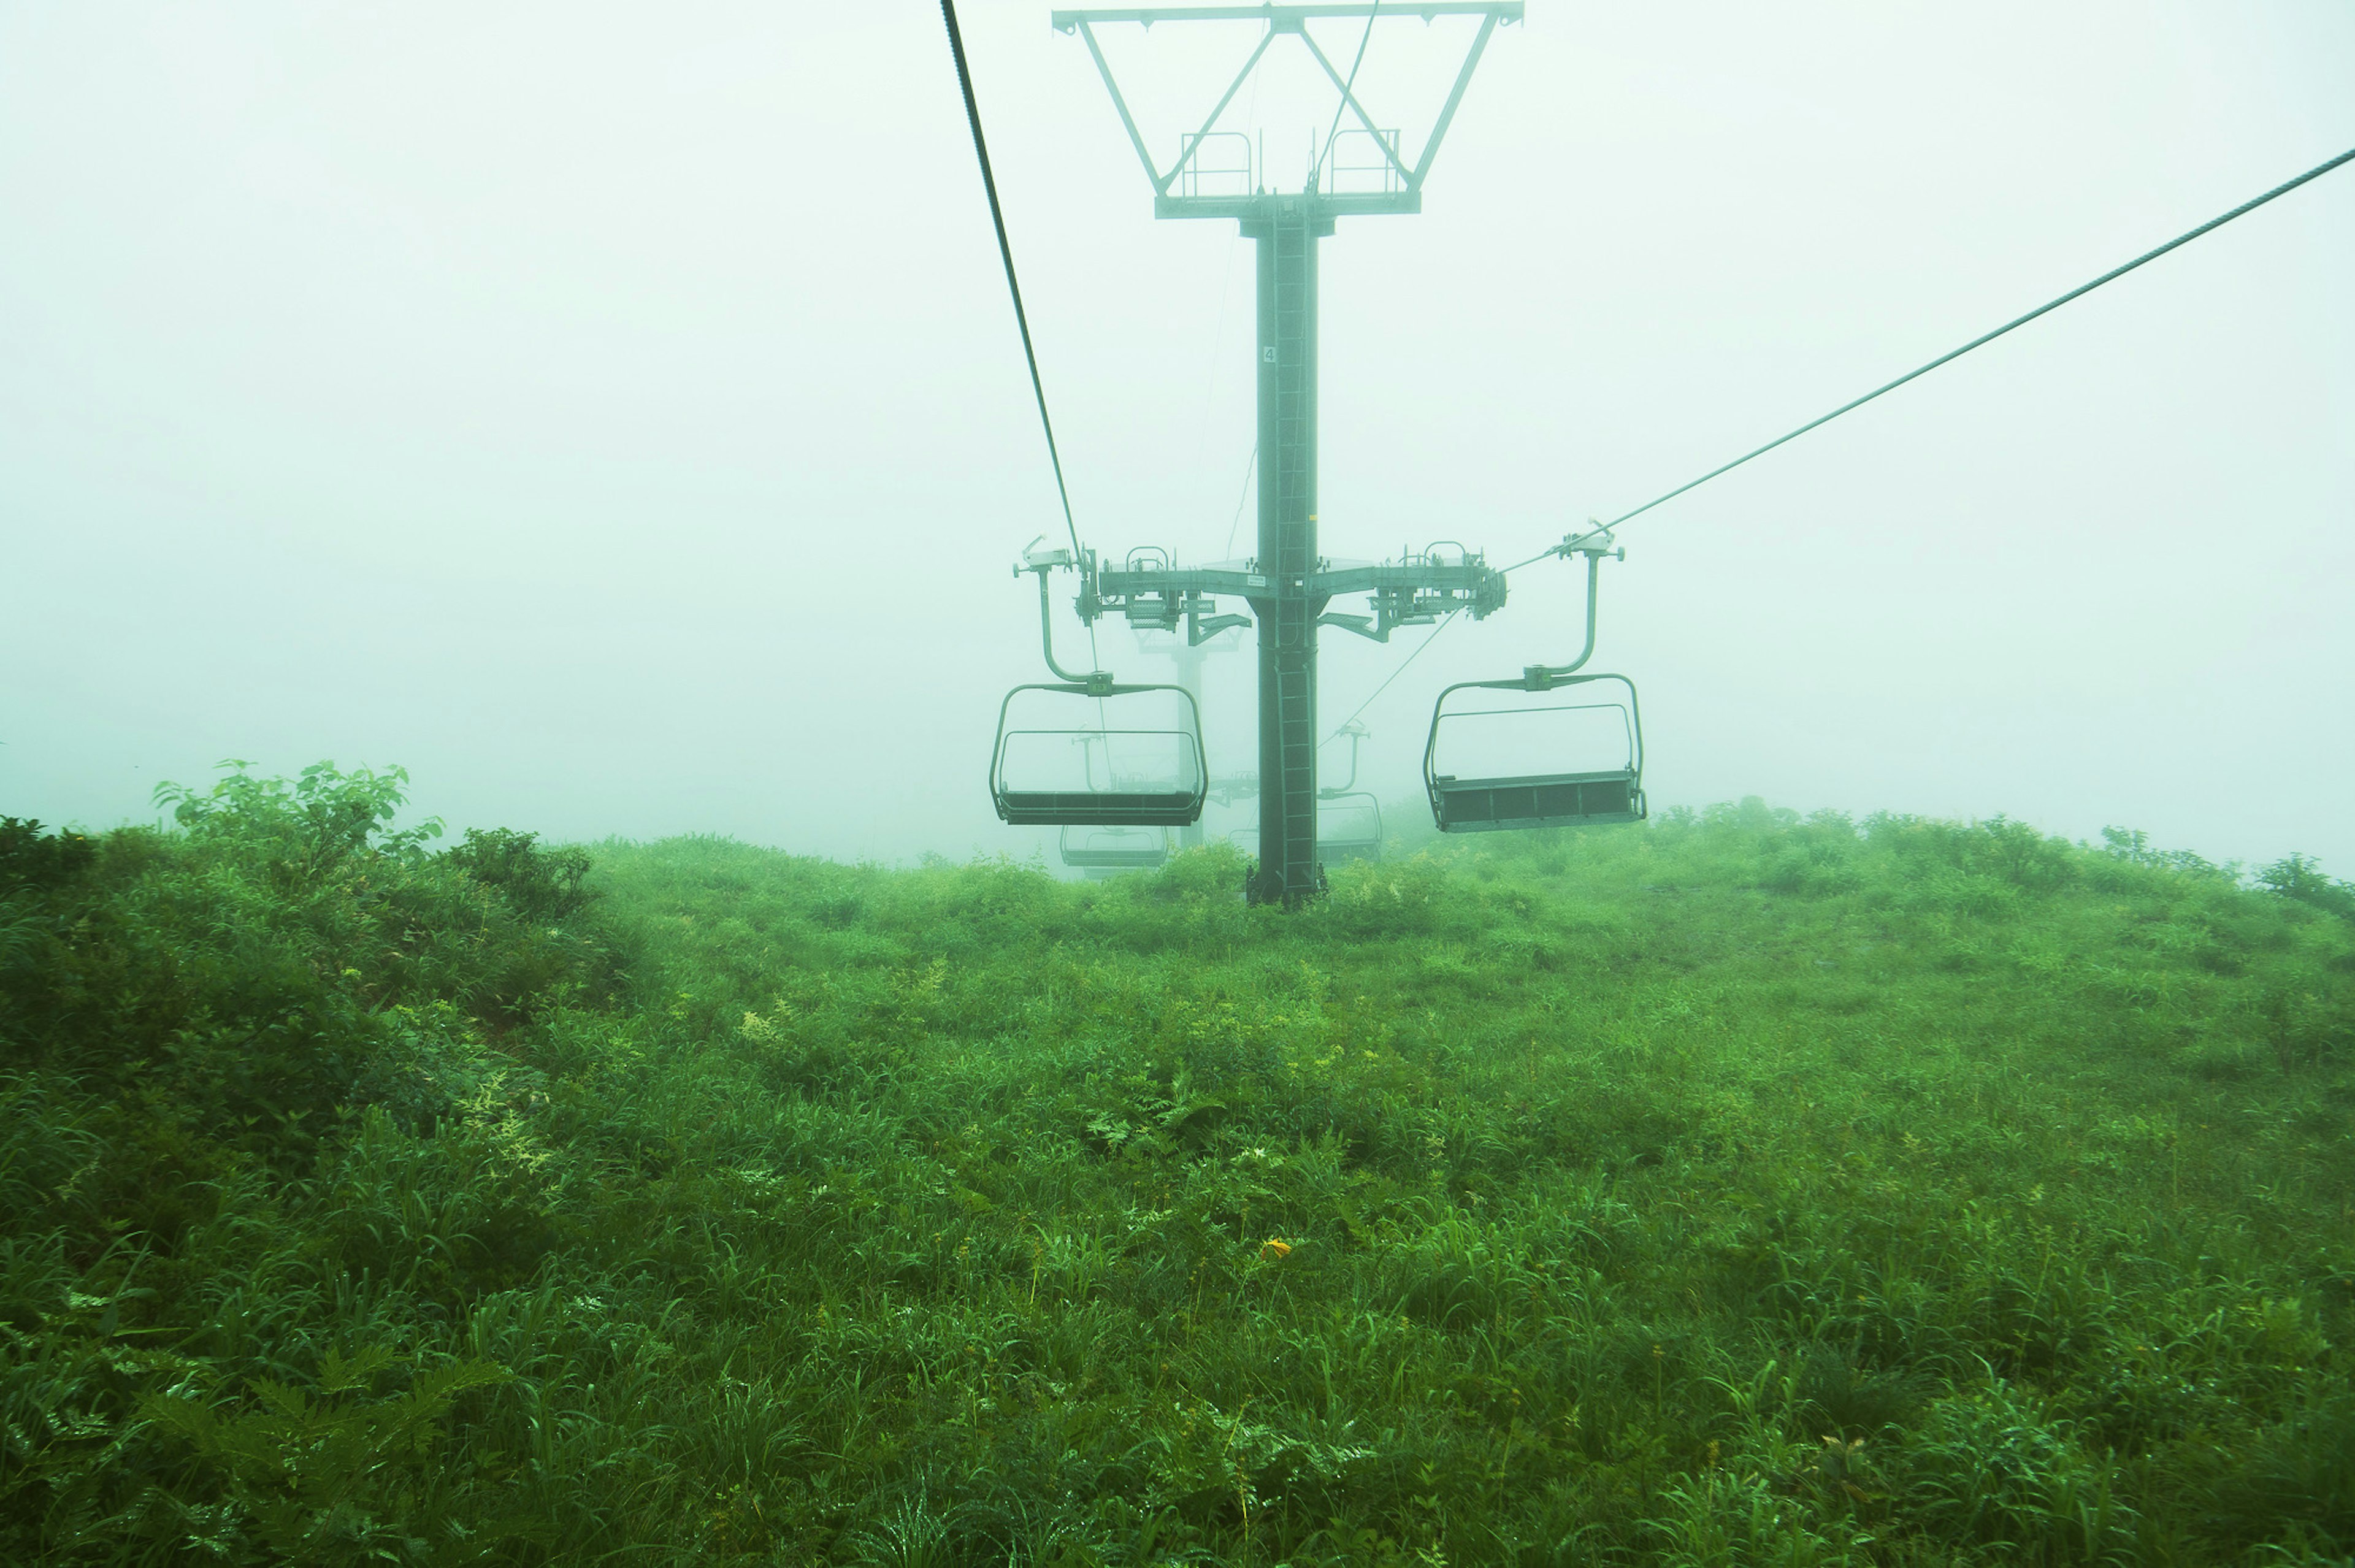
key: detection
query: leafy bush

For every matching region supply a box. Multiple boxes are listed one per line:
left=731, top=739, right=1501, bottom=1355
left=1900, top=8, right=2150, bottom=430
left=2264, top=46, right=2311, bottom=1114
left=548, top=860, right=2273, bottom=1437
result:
left=2259, top=852, right=2355, bottom=921
left=442, top=827, right=596, bottom=924
left=153, top=760, right=443, bottom=889
left=0, top=817, right=96, bottom=893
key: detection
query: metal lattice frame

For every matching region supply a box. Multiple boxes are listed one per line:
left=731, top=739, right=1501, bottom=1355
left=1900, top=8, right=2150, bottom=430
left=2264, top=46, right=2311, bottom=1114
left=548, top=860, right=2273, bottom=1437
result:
left=1051, top=4, right=1520, bottom=219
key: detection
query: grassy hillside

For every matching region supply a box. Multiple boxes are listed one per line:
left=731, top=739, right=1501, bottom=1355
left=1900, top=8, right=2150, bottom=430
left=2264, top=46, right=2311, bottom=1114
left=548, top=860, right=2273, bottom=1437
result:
left=4, top=766, right=2353, bottom=1566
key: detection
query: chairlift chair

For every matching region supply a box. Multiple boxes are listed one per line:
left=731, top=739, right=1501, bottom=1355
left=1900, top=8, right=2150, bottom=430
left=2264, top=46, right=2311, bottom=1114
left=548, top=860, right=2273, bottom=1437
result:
left=989, top=545, right=1210, bottom=827
left=1425, top=676, right=1645, bottom=830
left=1315, top=791, right=1385, bottom=862
left=1314, top=720, right=1383, bottom=861
left=1059, top=824, right=1171, bottom=873
left=990, top=684, right=1208, bottom=827
left=1423, top=527, right=1647, bottom=833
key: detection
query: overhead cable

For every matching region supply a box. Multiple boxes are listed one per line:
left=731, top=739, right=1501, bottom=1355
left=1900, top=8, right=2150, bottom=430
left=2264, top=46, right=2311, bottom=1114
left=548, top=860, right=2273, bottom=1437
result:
left=1222, top=443, right=1259, bottom=559
left=1337, top=144, right=2355, bottom=730
left=1595, top=143, right=2355, bottom=535
left=940, top=1, right=1086, bottom=562
left=1322, top=609, right=1459, bottom=745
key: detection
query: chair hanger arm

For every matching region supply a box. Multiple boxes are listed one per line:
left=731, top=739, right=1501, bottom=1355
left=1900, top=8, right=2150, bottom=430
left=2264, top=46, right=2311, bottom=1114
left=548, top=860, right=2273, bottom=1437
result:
left=1320, top=722, right=1365, bottom=794
left=1024, top=556, right=1112, bottom=689
left=1525, top=531, right=1621, bottom=687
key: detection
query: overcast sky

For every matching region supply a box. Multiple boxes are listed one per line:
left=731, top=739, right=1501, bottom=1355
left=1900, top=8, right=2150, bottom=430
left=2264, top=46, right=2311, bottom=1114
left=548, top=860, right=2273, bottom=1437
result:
left=4, top=2, right=2350, bottom=874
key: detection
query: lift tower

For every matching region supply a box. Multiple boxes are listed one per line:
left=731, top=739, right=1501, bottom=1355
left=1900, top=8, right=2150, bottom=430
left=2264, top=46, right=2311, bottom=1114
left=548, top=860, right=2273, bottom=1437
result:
left=1054, top=2, right=1521, bottom=904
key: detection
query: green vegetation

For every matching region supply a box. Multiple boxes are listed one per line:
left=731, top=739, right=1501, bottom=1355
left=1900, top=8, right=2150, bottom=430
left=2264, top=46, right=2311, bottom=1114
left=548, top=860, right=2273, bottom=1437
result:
left=5, top=766, right=2354, bottom=1565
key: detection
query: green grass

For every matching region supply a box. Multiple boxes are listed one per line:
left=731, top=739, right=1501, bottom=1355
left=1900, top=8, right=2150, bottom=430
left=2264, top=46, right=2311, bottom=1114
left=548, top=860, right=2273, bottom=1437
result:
left=4, top=770, right=2353, bottom=1564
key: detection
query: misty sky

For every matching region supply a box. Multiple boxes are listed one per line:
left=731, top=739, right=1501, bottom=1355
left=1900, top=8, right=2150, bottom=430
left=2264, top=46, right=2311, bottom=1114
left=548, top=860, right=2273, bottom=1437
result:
left=4, top=2, right=2351, bottom=874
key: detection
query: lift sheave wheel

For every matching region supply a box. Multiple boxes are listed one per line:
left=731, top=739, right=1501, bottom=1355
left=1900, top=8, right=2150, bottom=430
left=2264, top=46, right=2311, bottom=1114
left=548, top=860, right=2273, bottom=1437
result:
left=990, top=683, right=1208, bottom=828
left=1059, top=825, right=1171, bottom=872
left=1424, top=673, right=1646, bottom=832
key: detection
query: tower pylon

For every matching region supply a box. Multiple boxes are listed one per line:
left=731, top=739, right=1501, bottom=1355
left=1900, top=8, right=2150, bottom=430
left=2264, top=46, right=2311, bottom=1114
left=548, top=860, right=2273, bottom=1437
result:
left=1053, top=2, right=1523, bottom=905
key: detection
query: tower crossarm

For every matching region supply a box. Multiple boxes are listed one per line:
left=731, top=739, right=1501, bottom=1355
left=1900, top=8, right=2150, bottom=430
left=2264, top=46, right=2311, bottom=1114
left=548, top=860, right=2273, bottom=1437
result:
left=1086, top=553, right=1507, bottom=641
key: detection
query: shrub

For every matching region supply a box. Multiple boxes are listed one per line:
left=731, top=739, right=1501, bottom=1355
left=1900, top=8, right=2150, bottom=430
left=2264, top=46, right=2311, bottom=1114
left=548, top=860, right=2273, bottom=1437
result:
left=2258, top=852, right=2355, bottom=921
left=442, top=828, right=597, bottom=924
left=0, top=817, right=96, bottom=895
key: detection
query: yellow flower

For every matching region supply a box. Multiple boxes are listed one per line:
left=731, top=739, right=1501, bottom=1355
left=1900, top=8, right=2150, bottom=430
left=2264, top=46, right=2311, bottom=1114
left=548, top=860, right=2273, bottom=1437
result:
left=1260, top=1237, right=1293, bottom=1260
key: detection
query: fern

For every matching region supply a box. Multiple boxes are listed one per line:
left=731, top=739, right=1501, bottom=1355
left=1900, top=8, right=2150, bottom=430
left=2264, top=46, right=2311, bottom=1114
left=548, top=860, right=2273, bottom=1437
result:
left=139, top=1353, right=518, bottom=1563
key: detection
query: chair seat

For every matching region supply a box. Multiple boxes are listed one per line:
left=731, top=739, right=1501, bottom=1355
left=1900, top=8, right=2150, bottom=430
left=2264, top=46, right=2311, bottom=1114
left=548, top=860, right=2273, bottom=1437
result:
left=1431, top=769, right=1644, bottom=832
left=998, top=790, right=1202, bottom=827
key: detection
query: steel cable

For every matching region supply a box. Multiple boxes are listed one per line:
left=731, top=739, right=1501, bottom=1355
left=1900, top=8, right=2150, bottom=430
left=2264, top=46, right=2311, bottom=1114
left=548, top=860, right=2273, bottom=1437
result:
left=1321, top=609, right=1458, bottom=745
left=1334, top=143, right=2355, bottom=733
left=1592, top=143, right=2355, bottom=537
left=1222, top=443, right=1258, bottom=559
left=940, top=0, right=1086, bottom=564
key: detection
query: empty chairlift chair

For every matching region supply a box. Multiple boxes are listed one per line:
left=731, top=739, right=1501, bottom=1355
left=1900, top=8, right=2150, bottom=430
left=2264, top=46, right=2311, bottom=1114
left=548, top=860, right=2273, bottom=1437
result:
left=989, top=545, right=1211, bottom=828
left=1059, top=824, right=1171, bottom=873
left=1314, top=721, right=1383, bottom=862
left=1422, top=527, right=1647, bottom=832
left=1316, top=791, right=1384, bottom=862
left=1424, top=675, right=1644, bottom=830
left=990, top=684, right=1208, bottom=827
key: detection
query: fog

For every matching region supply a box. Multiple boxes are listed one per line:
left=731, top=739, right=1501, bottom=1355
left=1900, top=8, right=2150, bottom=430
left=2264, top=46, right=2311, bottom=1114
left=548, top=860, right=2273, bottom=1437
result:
left=4, top=2, right=2351, bottom=875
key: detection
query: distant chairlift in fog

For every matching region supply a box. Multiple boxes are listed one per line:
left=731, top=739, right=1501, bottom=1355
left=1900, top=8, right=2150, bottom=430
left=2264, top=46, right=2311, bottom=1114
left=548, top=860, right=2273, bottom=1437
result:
left=1425, top=529, right=1647, bottom=832
left=1316, top=794, right=1385, bottom=863
left=1317, top=719, right=1384, bottom=863
left=1059, top=824, right=1171, bottom=875
left=1224, top=721, right=1387, bottom=864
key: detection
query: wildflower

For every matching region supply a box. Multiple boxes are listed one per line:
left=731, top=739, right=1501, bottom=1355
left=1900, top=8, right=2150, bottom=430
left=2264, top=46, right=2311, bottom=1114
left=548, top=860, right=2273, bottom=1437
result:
left=1260, top=1237, right=1293, bottom=1260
